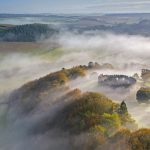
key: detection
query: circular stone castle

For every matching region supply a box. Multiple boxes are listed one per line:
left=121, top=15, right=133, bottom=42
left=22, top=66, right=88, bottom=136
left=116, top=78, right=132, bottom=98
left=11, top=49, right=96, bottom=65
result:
left=98, top=74, right=136, bottom=89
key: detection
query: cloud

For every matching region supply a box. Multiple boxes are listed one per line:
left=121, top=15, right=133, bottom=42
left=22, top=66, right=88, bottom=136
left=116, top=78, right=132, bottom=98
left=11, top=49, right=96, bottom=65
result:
left=1, top=0, right=150, bottom=14
left=57, top=31, right=150, bottom=65
left=86, top=0, right=150, bottom=13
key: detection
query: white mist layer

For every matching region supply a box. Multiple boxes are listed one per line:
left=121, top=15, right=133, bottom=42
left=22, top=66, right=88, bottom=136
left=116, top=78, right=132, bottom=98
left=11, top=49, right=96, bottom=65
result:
left=1, top=32, right=150, bottom=94
left=57, top=32, right=150, bottom=67
left=0, top=32, right=150, bottom=149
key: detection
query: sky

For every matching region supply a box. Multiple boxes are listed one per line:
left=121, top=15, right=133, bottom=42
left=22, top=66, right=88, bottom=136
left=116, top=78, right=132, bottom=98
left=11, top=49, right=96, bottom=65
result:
left=0, top=0, right=150, bottom=14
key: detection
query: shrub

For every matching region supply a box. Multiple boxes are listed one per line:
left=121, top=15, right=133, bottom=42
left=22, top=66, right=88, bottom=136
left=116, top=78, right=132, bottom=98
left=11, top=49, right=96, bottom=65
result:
left=128, top=128, right=150, bottom=150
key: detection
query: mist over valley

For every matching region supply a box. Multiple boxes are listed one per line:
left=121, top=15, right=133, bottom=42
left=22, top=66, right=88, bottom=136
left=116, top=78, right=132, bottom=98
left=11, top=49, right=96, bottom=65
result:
left=0, top=12, right=150, bottom=150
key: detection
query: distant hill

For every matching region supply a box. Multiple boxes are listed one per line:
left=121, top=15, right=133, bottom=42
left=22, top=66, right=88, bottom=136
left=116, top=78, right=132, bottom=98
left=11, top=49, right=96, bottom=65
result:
left=0, top=23, right=58, bottom=42
left=1, top=18, right=150, bottom=42
left=1, top=13, right=150, bottom=42
left=70, top=19, right=150, bottom=36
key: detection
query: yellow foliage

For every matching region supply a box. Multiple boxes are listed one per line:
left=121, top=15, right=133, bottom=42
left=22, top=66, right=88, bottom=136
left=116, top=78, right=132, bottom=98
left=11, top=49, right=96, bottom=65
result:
left=128, top=128, right=150, bottom=150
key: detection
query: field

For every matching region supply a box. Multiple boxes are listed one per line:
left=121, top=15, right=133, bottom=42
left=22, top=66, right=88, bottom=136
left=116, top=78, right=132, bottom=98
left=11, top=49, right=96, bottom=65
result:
left=0, top=42, right=66, bottom=94
left=0, top=41, right=64, bottom=58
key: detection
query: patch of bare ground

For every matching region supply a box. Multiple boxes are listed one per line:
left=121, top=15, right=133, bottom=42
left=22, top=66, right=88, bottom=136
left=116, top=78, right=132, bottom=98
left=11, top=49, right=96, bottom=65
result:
left=0, top=42, right=42, bottom=53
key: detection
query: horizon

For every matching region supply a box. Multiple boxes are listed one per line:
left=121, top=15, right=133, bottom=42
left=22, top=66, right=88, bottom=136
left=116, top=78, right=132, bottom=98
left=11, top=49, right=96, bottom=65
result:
left=1, top=12, right=150, bottom=16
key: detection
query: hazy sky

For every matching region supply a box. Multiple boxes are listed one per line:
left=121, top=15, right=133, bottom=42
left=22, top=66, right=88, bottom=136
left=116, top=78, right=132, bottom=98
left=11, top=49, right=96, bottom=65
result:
left=1, top=0, right=150, bottom=14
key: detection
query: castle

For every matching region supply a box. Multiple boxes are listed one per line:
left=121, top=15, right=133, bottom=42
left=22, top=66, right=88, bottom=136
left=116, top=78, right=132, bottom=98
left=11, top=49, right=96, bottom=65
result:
left=98, top=74, right=136, bottom=88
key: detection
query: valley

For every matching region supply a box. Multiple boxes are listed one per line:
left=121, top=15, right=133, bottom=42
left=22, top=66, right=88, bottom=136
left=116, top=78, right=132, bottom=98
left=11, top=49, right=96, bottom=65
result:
left=0, top=12, right=150, bottom=150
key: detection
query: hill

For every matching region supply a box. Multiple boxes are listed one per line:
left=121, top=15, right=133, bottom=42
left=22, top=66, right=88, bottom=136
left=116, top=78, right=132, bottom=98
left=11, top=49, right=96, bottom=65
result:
left=136, top=87, right=150, bottom=103
left=0, top=23, right=58, bottom=42
left=1, top=64, right=149, bottom=150
left=8, top=66, right=87, bottom=116
left=141, top=69, right=150, bottom=81
left=53, top=92, right=136, bottom=134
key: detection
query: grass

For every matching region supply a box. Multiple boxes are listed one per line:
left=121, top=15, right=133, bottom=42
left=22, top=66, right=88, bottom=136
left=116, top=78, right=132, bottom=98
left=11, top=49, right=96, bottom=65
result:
left=139, top=87, right=150, bottom=92
left=38, top=48, right=66, bottom=60
left=143, top=81, right=150, bottom=87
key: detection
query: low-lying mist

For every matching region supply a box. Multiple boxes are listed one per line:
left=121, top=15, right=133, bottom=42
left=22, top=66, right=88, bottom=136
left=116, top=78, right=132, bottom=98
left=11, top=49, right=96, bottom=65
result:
left=56, top=32, right=150, bottom=66
left=1, top=31, right=150, bottom=93
left=0, top=31, right=150, bottom=149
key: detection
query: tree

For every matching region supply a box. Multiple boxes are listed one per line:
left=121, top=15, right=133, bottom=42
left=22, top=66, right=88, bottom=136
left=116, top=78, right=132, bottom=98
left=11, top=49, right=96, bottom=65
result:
left=118, top=101, right=128, bottom=114
left=128, top=129, right=150, bottom=150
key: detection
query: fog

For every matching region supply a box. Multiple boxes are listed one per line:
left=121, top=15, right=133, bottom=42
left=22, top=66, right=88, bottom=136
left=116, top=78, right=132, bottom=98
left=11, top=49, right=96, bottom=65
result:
left=0, top=53, right=54, bottom=95
left=0, top=31, right=150, bottom=149
left=57, top=32, right=150, bottom=66
left=1, top=32, right=150, bottom=94
left=0, top=17, right=64, bottom=25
